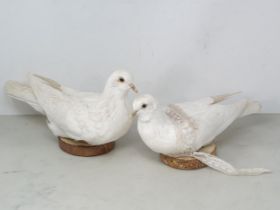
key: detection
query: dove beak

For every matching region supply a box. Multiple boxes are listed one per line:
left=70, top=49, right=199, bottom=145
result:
left=129, top=83, right=138, bottom=93
left=132, top=110, right=138, bottom=117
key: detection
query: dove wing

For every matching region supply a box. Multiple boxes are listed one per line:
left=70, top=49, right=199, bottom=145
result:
left=167, top=92, right=247, bottom=151
left=28, top=74, right=109, bottom=139
left=190, top=92, right=241, bottom=106
left=33, top=74, right=99, bottom=97
left=28, top=74, right=78, bottom=124
left=165, top=104, right=198, bottom=153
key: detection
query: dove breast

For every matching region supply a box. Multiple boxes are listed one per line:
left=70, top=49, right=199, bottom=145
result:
left=46, top=94, right=132, bottom=144
left=137, top=109, right=179, bottom=154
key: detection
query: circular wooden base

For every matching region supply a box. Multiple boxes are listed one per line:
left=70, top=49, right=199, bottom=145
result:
left=58, top=137, right=115, bottom=157
left=160, top=144, right=217, bottom=170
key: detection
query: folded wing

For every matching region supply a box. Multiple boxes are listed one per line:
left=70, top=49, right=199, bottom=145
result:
left=168, top=92, right=260, bottom=151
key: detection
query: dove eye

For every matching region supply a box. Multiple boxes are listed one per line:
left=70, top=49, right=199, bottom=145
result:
left=142, top=104, right=147, bottom=109
left=119, top=77, right=125, bottom=82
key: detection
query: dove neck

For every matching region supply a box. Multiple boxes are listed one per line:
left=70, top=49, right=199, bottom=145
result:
left=139, top=109, right=158, bottom=122
left=103, top=86, right=128, bottom=99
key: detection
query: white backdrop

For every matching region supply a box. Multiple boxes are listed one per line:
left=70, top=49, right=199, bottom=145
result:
left=0, top=0, right=279, bottom=114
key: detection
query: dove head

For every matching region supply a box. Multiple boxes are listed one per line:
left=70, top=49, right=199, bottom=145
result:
left=133, top=94, right=158, bottom=121
left=104, top=70, right=138, bottom=96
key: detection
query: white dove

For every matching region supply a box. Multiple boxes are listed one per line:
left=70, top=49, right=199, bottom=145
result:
left=133, top=93, right=270, bottom=176
left=5, top=70, right=138, bottom=145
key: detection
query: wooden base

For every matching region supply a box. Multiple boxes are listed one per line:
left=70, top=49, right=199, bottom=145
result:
left=58, top=137, right=115, bottom=157
left=160, top=144, right=217, bottom=170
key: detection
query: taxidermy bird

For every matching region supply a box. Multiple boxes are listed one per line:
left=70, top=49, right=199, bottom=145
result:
left=133, top=93, right=270, bottom=176
left=5, top=71, right=138, bottom=145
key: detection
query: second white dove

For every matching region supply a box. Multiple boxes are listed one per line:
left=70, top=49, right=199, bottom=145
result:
left=133, top=93, right=270, bottom=176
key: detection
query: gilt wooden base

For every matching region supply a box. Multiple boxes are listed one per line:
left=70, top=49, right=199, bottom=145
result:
left=160, top=143, right=217, bottom=170
left=58, top=137, right=115, bottom=157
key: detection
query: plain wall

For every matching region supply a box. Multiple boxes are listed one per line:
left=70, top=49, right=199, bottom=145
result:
left=0, top=0, right=279, bottom=114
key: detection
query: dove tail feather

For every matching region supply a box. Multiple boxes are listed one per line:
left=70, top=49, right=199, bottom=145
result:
left=211, top=91, right=241, bottom=104
left=31, top=74, right=62, bottom=91
left=191, top=152, right=270, bottom=176
left=239, top=101, right=262, bottom=117
left=5, top=80, right=45, bottom=114
left=234, top=168, right=271, bottom=176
